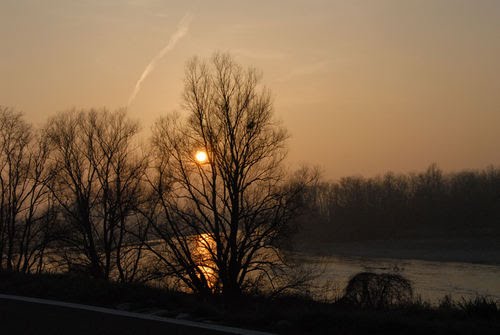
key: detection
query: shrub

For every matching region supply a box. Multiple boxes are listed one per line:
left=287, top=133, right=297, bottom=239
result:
left=342, top=272, right=413, bottom=309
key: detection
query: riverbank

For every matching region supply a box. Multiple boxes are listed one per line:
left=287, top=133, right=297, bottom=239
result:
left=296, top=237, right=500, bottom=265
left=0, top=270, right=498, bottom=334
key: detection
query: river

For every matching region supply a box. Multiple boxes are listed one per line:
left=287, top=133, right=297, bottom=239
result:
left=295, top=253, right=500, bottom=303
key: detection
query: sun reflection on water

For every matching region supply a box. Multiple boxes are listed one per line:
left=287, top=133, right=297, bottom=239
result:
left=194, top=233, right=218, bottom=289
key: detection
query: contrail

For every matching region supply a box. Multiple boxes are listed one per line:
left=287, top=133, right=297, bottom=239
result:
left=128, top=13, right=194, bottom=107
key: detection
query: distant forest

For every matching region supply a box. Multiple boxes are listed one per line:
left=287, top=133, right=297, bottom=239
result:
left=294, top=164, right=500, bottom=242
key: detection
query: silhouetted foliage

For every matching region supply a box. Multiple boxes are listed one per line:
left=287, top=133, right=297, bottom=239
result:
left=439, top=294, right=500, bottom=319
left=44, top=109, right=148, bottom=281
left=0, top=107, right=55, bottom=273
left=343, top=272, right=413, bottom=309
left=143, top=53, right=306, bottom=300
left=293, top=164, right=500, bottom=242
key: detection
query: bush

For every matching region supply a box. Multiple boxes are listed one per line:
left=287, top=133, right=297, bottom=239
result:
left=342, top=272, right=413, bottom=309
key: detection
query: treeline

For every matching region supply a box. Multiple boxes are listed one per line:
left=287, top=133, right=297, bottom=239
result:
left=295, top=164, right=500, bottom=242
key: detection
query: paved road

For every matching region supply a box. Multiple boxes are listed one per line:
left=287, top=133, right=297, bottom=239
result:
left=0, top=295, right=272, bottom=335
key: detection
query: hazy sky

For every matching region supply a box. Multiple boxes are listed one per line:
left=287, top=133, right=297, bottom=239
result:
left=1, top=0, right=499, bottom=179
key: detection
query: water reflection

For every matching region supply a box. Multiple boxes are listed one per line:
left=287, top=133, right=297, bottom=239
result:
left=297, top=253, right=500, bottom=303
left=35, top=235, right=500, bottom=302
left=194, top=233, right=218, bottom=289
left=187, top=236, right=500, bottom=301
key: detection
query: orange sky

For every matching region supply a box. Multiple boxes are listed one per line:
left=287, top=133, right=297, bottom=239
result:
left=1, top=0, right=499, bottom=179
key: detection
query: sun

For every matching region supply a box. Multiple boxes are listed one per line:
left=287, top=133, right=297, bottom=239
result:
left=195, top=150, right=208, bottom=164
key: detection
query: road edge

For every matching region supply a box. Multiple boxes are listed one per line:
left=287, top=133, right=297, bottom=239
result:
left=0, top=293, right=275, bottom=335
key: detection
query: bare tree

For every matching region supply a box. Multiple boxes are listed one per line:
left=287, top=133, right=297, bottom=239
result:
left=45, top=109, right=147, bottom=280
left=0, top=107, right=54, bottom=273
left=146, top=53, right=300, bottom=299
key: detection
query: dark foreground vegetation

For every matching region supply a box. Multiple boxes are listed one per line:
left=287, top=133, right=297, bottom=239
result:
left=1, top=270, right=499, bottom=334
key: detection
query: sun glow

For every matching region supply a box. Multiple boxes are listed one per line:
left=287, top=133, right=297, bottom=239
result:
left=195, top=150, right=208, bottom=164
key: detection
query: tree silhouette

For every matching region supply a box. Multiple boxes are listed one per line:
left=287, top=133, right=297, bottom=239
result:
left=146, top=53, right=296, bottom=299
left=45, top=109, right=147, bottom=280
left=0, top=107, right=53, bottom=272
